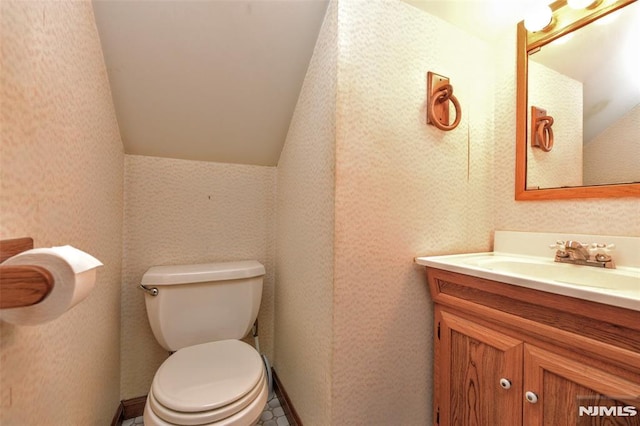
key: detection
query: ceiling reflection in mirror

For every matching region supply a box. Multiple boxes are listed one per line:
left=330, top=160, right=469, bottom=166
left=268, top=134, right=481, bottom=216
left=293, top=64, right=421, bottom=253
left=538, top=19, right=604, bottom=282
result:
left=526, top=0, right=640, bottom=190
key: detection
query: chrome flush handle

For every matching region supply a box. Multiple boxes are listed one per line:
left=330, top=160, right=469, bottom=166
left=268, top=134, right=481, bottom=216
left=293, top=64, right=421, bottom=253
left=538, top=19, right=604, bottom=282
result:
left=139, top=284, right=158, bottom=296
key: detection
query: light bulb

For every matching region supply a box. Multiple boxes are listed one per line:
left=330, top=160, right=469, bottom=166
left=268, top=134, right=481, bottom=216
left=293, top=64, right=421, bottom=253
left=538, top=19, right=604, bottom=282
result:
left=524, top=4, right=553, bottom=32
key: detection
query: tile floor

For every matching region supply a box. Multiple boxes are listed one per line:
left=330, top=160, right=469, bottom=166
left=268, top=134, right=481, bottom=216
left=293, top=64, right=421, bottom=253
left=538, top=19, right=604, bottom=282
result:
left=122, top=394, right=289, bottom=426
left=122, top=417, right=143, bottom=426
left=257, top=394, right=290, bottom=426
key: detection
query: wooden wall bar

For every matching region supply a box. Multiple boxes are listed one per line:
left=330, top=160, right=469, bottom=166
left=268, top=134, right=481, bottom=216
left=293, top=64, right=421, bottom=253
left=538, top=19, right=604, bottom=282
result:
left=0, top=238, right=54, bottom=309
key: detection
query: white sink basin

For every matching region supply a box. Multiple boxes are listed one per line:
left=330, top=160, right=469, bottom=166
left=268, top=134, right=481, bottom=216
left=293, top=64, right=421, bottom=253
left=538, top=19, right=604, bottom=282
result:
left=461, top=254, right=639, bottom=292
left=415, top=232, right=640, bottom=312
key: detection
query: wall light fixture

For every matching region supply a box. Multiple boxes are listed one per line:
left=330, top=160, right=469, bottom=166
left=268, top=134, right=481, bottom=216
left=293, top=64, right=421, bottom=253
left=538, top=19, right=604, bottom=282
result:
left=524, top=3, right=554, bottom=32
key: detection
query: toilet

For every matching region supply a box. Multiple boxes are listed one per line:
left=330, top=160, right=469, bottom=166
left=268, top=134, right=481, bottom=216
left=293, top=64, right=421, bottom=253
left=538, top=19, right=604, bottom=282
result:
left=140, top=260, right=268, bottom=426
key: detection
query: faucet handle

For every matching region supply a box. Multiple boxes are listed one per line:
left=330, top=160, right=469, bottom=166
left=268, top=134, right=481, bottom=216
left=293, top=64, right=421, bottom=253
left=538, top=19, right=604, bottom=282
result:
left=588, top=243, right=616, bottom=260
left=549, top=240, right=566, bottom=251
left=599, top=243, right=615, bottom=253
left=591, top=243, right=616, bottom=263
left=593, top=243, right=615, bottom=252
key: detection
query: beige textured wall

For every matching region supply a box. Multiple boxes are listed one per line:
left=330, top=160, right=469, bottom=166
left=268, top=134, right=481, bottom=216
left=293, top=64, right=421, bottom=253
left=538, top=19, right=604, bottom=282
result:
left=3, top=2, right=637, bottom=425
left=121, top=155, right=276, bottom=399
left=275, top=0, right=495, bottom=423
left=527, top=61, right=583, bottom=189
left=584, top=104, right=640, bottom=186
left=274, top=0, right=337, bottom=423
left=275, top=2, right=638, bottom=424
left=0, top=1, right=124, bottom=424
left=332, top=1, right=495, bottom=423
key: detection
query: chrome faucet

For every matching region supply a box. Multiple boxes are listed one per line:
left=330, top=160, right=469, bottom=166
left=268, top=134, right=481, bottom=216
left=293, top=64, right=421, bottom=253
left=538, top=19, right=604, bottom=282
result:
left=550, top=240, right=616, bottom=269
left=564, top=240, right=590, bottom=260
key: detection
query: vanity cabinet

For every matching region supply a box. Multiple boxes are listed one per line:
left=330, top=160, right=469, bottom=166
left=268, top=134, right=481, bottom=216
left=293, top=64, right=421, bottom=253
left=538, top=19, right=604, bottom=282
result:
left=436, top=308, right=523, bottom=425
left=427, top=268, right=640, bottom=426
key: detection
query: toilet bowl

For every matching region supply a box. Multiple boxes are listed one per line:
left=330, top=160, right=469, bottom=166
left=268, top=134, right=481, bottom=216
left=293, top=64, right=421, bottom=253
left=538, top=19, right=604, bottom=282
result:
left=144, top=340, right=267, bottom=426
left=140, top=261, right=268, bottom=426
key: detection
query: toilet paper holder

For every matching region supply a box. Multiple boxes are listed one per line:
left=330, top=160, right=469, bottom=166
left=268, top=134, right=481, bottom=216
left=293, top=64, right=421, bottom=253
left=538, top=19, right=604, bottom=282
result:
left=0, top=237, right=55, bottom=309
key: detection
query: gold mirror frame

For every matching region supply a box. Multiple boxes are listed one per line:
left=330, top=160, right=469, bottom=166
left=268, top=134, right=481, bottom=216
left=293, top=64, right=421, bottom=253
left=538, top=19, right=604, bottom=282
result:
left=515, top=0, right=640, bottom=200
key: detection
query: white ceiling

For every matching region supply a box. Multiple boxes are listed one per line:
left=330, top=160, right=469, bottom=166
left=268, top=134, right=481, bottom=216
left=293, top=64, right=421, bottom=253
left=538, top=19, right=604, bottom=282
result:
left=94, top=0, right=533, bottom=167
left=93, top=0, right=329, bottom=166
left=94, top=0, right=634, bottom=166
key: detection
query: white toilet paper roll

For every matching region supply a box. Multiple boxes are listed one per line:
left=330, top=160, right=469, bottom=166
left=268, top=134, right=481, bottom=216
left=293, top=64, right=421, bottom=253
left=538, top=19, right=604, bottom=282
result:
left=0, top=246, right=103, bottom=325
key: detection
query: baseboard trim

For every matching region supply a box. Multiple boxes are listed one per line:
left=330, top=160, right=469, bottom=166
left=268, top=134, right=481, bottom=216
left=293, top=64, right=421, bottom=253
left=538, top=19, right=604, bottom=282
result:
left=111, top=395, right=147, bottom=426
left=123, top=396, right=147, bottom=419
left=110, top=402, right=124, bottom=426
left=272, top=368, right=303, bottom=426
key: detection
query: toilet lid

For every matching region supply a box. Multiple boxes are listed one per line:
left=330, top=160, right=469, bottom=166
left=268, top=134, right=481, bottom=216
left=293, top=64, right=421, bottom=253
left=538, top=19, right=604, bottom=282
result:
left=152, top=339, right=264, bottom=413
left=148, top=369, right=266, bottom=425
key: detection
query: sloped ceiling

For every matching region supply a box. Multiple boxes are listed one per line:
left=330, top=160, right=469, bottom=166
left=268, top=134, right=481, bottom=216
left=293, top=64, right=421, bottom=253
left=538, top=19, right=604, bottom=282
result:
left=94, top=0, right=532, bottom=167
left=93, top=0, right=329, bottom=166
left=94, top=0, right=634, bottom=167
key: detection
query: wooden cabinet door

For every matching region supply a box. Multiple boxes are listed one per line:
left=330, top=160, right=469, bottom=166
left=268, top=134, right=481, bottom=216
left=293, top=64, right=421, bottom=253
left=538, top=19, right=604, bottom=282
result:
left=436, top=307, right=523, bottom=426
left=523, top=344, right=640, bottom=426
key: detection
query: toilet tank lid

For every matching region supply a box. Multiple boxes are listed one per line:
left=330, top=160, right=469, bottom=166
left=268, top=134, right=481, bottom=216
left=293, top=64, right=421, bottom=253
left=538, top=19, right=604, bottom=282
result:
left=141, top=260, right=265, bottom=286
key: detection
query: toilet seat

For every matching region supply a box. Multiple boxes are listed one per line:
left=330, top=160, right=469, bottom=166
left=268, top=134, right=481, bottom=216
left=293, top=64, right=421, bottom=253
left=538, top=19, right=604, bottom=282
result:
left=144, top=378, right=268, bottom=426
left=146, top=339, right=267, bottom=426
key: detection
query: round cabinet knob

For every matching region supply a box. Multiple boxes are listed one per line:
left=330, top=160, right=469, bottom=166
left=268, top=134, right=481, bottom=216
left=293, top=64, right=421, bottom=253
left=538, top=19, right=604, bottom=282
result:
left=499, top=378, right=512, bottom=389
left=525, top=391, right=539, bottom=404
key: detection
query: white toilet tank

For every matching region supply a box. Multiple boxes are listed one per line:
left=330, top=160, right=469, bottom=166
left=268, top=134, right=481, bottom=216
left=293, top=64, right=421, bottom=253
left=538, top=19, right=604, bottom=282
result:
left=141, top=260, right=265, bottom=351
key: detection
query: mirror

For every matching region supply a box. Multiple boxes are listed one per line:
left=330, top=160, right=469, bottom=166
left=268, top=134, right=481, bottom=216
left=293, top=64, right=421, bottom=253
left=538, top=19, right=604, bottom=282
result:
left=515, top=0, right=640, bottom=200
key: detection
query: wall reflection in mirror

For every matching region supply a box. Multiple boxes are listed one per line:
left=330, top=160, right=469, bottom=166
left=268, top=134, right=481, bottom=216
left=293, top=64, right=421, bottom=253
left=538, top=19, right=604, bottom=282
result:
left=526, top=0, right=640, bottom=190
